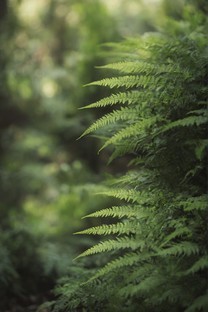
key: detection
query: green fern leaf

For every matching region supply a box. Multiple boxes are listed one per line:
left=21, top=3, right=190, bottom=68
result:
left=185, top=294, right=208, bottom=312
left=82, top=91, right=141, bottom=109
left=121, top=274, right=165, bottom=297
left=185, top=256, right=208, bottom=275
left=75, top=237, right=145, bottom=259
left=86, top=75, right=161, bottom=89
left=99, top=188, right=150, bottom=204
left=160, top=227, right=192, bottom=247
left=75, top=221, right=138, bottom=236
left=160, top=115, right=208, bottom=133
left=80, top=107, right=140, bottom=138
left=181, top=196, right=208, bottom=212
left=86, top=252, right=153, bottom=283
left=83, top=205, right=149, bottom=220
left=98, top=61, right=188, bottom=77
left=158, top=242, right=200, bottom=257
left=100, top=116, right=159, bottom=151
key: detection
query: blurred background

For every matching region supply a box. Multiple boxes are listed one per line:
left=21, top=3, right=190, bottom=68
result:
left=0, top=0, right=197, bottom=310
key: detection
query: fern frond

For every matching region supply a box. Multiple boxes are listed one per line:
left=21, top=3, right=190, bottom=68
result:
left=160, top=227, right=192, bottom=247
left=124, top=263, right=154, bottom=284
left=194, top=139, right=208, bottom=160
left=76, top=237, right=145, bottom=259
left=158, top=242, right=200, bottom=257
left=98, top=61, right=189, bottom=77
left=160, top=115, right=208, bottom=133
left=180, top=195, right=208, bottom=212
left=98, top=61, right=157, bottom=74
left=184, top=256, right=208, bottom=275
left=86, top=75, right=160, bottom=89
left=86, top=252, right=153, bottom=283
left=75, top=221, right=138, bottom=236
left=188, top=109, right=208, bottom=116
left=185, top=294, right=208, bottom=312
left=99, top=188, right=150, bottom=204
left=100, top=116, right=159, bottom=151
left=114, top=170, right=151, bottom=186
left=121, top=274, right=165, bottom=297
left=83, top=205, right=149, bottom=220
left=80, top=107, right=140, bottom=138
left=107, top=140, right=142, bottom=162
left=156, top=287, right=185, bottom=304
left=82, top=91, right=141, bottom=109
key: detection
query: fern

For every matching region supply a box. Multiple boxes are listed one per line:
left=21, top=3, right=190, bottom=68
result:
left=98, top=61, right=191, bottom=79
left=80, top=106, right=141, bottom=138
left=83, top=205, right=149, bottom=220
left=159, top=227, right=192, bottom=247
left=185, top=294, right=208, bottom=312
left=82, top=91, right=141, bottom=109
left=160, top=115, right=208, bottom=133
left=75, top=220, right=138, bottom=236
left=75, top=237, right=145, bottom=259
left=184, top=256, right=208, bottom=275
left=87, top=251, right=154, bottom=283
left=158, top=242, right=200, bottom=257
left=100, top=116, right=160, bottom=151
left=86, top=75, right=161, bottom=89
left=180, top=195, right=208, bottom=212
left=54, top=3, right=208, bottom=311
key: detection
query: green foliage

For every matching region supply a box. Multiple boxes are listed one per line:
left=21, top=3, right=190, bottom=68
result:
left=0, top=0, right=119, bottom=310
left=1, top=0, right=208, bottom=311
left=67, top=3, right=208, bottom=311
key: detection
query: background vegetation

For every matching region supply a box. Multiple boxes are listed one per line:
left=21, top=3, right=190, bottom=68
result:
left=0, top=0, right=207, bottom=311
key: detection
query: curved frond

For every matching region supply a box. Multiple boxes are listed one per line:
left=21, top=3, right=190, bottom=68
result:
left=184, top=256, right=208, bottom=275
left=180, top=195, right=208, bottom=212
left=75, top=221, right=138, bottom=236
left=82, top=91, right=141, bottom=109
left=80, top=106, right=140, bottom=138
left=158, top=242, right=200, bottom=257
left=160, top=115, right=208, bottom=133
left=160, top=227, right=192, bottom=247
left=99, top=188, right=150, bottom=204
left=83, top=205, right=149, bottom=220
left=86, top=251, right=154, bottom=283
left=100, top=116, right=159, bottom=151
left=98, top=61, right=189, bottom=77
left=76, top=237, right=145, bottom=259
left=185, top=294, right=208, bottom=312
left=86, top=75, right=160, bottom=89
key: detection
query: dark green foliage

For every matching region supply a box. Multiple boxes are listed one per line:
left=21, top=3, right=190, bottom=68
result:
left=65, top=4, right=208, bottom=311
left=1, top=1, right=207, bottom=311
left=0, top=228, right=55, bottom=310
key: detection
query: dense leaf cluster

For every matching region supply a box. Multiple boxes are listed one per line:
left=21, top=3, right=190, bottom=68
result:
left=52, top=4, right=208, bottom=312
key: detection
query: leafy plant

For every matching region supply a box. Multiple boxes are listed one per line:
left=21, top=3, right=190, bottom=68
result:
left=42, top=2, right=208, bottom=312
left=71, top=4, right=208, bottom=312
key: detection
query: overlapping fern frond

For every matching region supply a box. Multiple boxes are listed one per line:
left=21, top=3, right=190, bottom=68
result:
left=83, top=205, right=149, bottom=219
left=53, top=4, right=208, bottom=312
